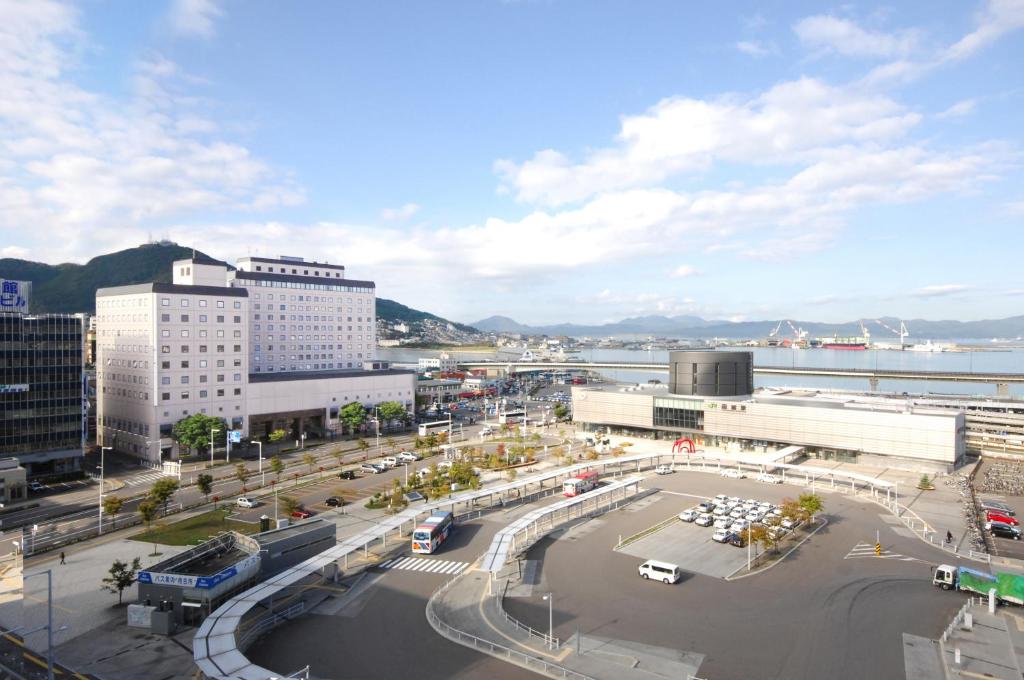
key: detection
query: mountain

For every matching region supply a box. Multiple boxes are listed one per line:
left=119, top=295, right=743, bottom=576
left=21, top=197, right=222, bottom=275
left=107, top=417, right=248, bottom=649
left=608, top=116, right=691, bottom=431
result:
left=471, top=314, right=727, bottom=336
left=1, top=242, right=219, bottom=314
left=1, top=242, right=479, bottom=333
left=471, top=313, right=1024, bottom=340
left=376, top=298, right=477, bottom=334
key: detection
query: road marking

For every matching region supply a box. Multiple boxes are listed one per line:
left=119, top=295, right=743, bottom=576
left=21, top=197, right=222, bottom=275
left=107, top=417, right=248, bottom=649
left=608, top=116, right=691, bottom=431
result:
left=658, top=490, right=710, bottom=499
left=844, top=542, right=918, bottom=562
left=379, top=557, right=468, bottom=574
left=121, top=471, right=172, bottom=487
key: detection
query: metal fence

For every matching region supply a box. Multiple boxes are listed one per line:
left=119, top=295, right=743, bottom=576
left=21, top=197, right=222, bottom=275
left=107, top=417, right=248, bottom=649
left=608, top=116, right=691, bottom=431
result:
left=498, top=581, right=558, bottom=649
left=426, top=576, right=593, bottom=680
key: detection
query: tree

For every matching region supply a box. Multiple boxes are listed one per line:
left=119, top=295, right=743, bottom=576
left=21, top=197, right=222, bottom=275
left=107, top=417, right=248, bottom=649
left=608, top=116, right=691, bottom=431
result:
left=339, top=402, right=367, bottom=436
left=506, top=468, right=518, bottom=482
left=268, top=428, right=287, bottom=452
left=377, top=401, right=406, bottom=428
left=196, top=473, right=214, bottom=502
left=553, top=404, right=568, bottom=421
left=357, top=439, right=370, bottom=459
left=102, top=495, right=124, bottom=529
left=280, top=495, right=301, bottom=516
left=102, top=557, right=142, bottom=605
left=303, top=452, right=316, bottom=474
left=270, top=455, right=285, bottom=481
left=780, top=498, right=802, bottom=522
left=137, top=499, right=160, bottom=555
left=745, top=524, right=772, bottom=555
left=172, top=413, right=228, bottom=456
left=235, top=462, right=250, bottom=487
left=331, top=448, right=343, bottom=468
left=798, top=493, right=824, bottom=522
left=386, top=436, right=397, bottom=454
left=149, top=478, right=180, bottom=516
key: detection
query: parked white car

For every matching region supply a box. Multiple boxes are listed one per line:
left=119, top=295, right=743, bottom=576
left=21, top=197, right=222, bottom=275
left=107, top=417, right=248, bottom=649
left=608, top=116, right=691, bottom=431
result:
left=694, top=513, right=715, bottom=527
left=236, top=496, right=258, bottom=509
left=712, top=528, right=731, bottom=543
left=396, top=451, right=420, bottom=463
left=713, top=506, right=731, bottom=517
left=380, top=456, right=400, bottom=468
left=713, top=494, right=730, bottom=504
left=655, top=464, right=673, bottom=475
left=781, top=517, right=800, bottom=530
left=756, top=473, right=782, bottom=484
left=720, top=469, right=745, bottom=479
left=713, top=517, right=732, bottom=529
left=678, top=508, right=699, bottom=522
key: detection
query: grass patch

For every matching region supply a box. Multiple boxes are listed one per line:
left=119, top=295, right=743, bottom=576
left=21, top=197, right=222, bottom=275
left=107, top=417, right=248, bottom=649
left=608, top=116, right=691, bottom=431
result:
left=128, top=509, right=258, bottom=546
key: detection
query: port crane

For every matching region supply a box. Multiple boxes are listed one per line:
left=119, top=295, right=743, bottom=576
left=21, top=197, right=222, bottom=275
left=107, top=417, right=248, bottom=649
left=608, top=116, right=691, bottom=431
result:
left=872, top=319, right=909, bottom=347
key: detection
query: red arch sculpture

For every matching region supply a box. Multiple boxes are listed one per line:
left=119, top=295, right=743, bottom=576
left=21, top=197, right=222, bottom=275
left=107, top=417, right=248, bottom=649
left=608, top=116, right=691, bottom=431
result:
left=672, top=437, right=695, bottom=454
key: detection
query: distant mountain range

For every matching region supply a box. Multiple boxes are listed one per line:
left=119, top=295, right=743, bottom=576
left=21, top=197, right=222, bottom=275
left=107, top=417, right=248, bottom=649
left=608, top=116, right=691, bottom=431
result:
left=471, top=314, right=1024, bottom=340
left=0, top=242, right=477, bottom=332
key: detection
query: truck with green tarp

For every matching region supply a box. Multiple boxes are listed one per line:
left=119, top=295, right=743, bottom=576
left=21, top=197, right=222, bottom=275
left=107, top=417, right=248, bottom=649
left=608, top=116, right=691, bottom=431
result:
left=933, top=564, right=1024, bottom=606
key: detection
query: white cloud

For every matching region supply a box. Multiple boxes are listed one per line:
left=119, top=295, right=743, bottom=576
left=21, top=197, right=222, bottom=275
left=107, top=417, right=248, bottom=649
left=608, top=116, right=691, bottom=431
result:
left=794, top=15, right=920, bottom=58
left=669, top=264, right=700, bottom=278
left=912, top=284, right=973, bottom=297
left=169, top=0, right=225, bottom=39
left=380, top=203, right=420, bottom=221
left=936, top=99, right=977, bottom=119
left=945, top=0, right=1024, bottom=62
left=735, top=41, right=774, bottom=58
left=859, top=0, right=1024, bottom=86
left=1, top=245, right=29, bottom=258
left=0, top=3, right=303, bottom=262
left=496, top=77, right=920, bottom=208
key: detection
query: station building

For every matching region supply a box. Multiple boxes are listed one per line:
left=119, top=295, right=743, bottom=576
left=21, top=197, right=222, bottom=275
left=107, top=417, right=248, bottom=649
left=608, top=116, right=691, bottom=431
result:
left=132, top=519, right=335, bottom=630
left=572, top=351, right=966, bottom=472
left=96, top=256, right=415, bottom=463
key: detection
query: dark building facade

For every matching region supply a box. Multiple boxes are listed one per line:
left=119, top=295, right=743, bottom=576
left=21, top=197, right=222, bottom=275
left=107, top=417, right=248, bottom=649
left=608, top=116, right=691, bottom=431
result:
left=668, top=350, right=754, bottom=397
left=0, top=314, right=85, bottom=478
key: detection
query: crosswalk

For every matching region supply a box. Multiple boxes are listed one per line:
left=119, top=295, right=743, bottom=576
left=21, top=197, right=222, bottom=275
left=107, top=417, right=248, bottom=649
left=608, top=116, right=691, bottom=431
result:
left=121, top=471, right=173, bottom=487
left=844, top=542, right=918, bottom=561
left=378, top=557, right=469, bottom=575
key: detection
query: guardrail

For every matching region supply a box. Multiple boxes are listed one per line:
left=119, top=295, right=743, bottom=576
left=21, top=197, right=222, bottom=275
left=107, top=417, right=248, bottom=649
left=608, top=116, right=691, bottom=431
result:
left=426, top=575, right=593, bottom=680
left=498, top=580, right=559, bottom=649
left=24, top=503, right=185, bottom=555
left=238, top=601, right=306, bottom=650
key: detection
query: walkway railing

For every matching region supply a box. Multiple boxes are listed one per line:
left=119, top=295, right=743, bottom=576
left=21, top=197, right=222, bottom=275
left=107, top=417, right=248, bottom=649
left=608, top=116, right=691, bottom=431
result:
left=426, top=575, right=593, bottom=680
left=237, top=601, right=306, bottom=650
left=498, top=580, right=558, bottom=649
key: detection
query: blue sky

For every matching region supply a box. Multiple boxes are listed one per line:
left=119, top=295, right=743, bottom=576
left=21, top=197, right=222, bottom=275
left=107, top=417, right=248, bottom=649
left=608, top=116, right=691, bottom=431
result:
left=0, top=0, right=1021, bottom=325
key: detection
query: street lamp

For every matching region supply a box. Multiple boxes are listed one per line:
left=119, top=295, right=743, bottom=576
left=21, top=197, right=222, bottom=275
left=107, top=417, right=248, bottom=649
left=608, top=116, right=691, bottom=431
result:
left=98, top=446, right=112, bottom=535
left=542, top=592, right=554, bottom=650
left=209, top=428, right=221, bottom=467
left=255, top=441, right=264, bottom=486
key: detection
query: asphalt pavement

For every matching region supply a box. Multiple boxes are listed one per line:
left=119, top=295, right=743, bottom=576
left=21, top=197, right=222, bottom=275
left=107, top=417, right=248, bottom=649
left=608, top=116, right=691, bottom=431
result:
left=502, top=471, right=970, bottom=680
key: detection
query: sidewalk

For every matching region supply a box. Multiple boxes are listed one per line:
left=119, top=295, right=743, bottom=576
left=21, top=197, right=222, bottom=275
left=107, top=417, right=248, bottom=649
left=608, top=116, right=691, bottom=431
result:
left=923, top=602, right=1024, bottom=680
left=430, top=567, right=704, bottom=680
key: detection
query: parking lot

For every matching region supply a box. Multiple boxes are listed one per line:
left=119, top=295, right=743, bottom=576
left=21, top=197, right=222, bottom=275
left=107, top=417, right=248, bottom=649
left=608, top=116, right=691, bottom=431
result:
left=975, top=459, right=1024, bottom=560
left=506, top=470, right=964, bottom=680
left=617, top=487, right=798, bottom=578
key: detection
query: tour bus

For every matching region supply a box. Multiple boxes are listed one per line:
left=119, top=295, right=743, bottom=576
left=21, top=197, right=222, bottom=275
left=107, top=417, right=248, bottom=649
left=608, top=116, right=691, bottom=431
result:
left=411, top=510, right=454, bottom=554
left=418, top=420, right=451, bottom=437
left=498, top=410, right=527, bottom=425
left=562, top=470, right=599, bottom=497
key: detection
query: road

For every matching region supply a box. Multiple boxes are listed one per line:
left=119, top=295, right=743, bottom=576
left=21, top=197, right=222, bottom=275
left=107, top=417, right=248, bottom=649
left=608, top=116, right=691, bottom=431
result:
left=16, top=397, right=565, bottom=556
left=505, top=472, right=968, bottom=680
left=247, top=508, right=538, bottom=679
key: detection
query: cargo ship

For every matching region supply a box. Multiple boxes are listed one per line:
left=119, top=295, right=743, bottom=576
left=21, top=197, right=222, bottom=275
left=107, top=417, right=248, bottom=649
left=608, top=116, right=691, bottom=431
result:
left=818, top=336, right=869, bottom=350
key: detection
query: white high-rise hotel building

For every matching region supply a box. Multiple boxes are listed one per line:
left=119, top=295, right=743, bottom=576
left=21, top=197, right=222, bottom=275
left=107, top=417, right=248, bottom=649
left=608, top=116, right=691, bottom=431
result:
left=96, top=255, right=413, bottom=463
left=229, top=257, right=375, bottom=373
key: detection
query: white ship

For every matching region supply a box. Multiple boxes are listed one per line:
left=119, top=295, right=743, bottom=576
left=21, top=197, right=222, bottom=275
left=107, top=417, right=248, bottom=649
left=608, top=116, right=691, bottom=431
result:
left=908, top=340, right=948, bottom=353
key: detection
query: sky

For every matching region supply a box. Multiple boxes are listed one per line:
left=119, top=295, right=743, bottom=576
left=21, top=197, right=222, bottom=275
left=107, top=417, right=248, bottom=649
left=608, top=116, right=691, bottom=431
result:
left=0, top=0, right=1022, bottom=326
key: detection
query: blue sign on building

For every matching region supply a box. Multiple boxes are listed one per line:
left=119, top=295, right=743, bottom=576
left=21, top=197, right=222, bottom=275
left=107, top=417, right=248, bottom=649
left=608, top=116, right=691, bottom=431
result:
left=229, top=430, right=242, bottom=444
left=0, top=280, right=30, bottom=314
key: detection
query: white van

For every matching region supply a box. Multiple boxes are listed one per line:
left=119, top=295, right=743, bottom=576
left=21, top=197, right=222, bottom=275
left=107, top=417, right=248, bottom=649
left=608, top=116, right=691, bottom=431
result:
left=638, top=560, right=682, bottom=584
left=381, top=456, right=399, bottom=468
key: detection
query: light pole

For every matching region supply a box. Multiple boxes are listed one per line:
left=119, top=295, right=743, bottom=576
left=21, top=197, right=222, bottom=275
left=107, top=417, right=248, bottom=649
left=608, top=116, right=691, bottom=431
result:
left=98, top=446, right=111, bottom=535
left=542, top=592, right=553, bottom=650
left=209, top=428, right=220, bottom=468
left=374, top=407, right=381, bottom=456
left=255, top=441, right=264, bottom=486
left=24, top=570, right=56, bottom=680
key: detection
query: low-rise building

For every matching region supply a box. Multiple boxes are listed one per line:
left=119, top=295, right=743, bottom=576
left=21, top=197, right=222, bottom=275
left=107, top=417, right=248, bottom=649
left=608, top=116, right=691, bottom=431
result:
left=571, top=350, right=965, bottom=471
left=415, top=378, right=462, bottom=406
